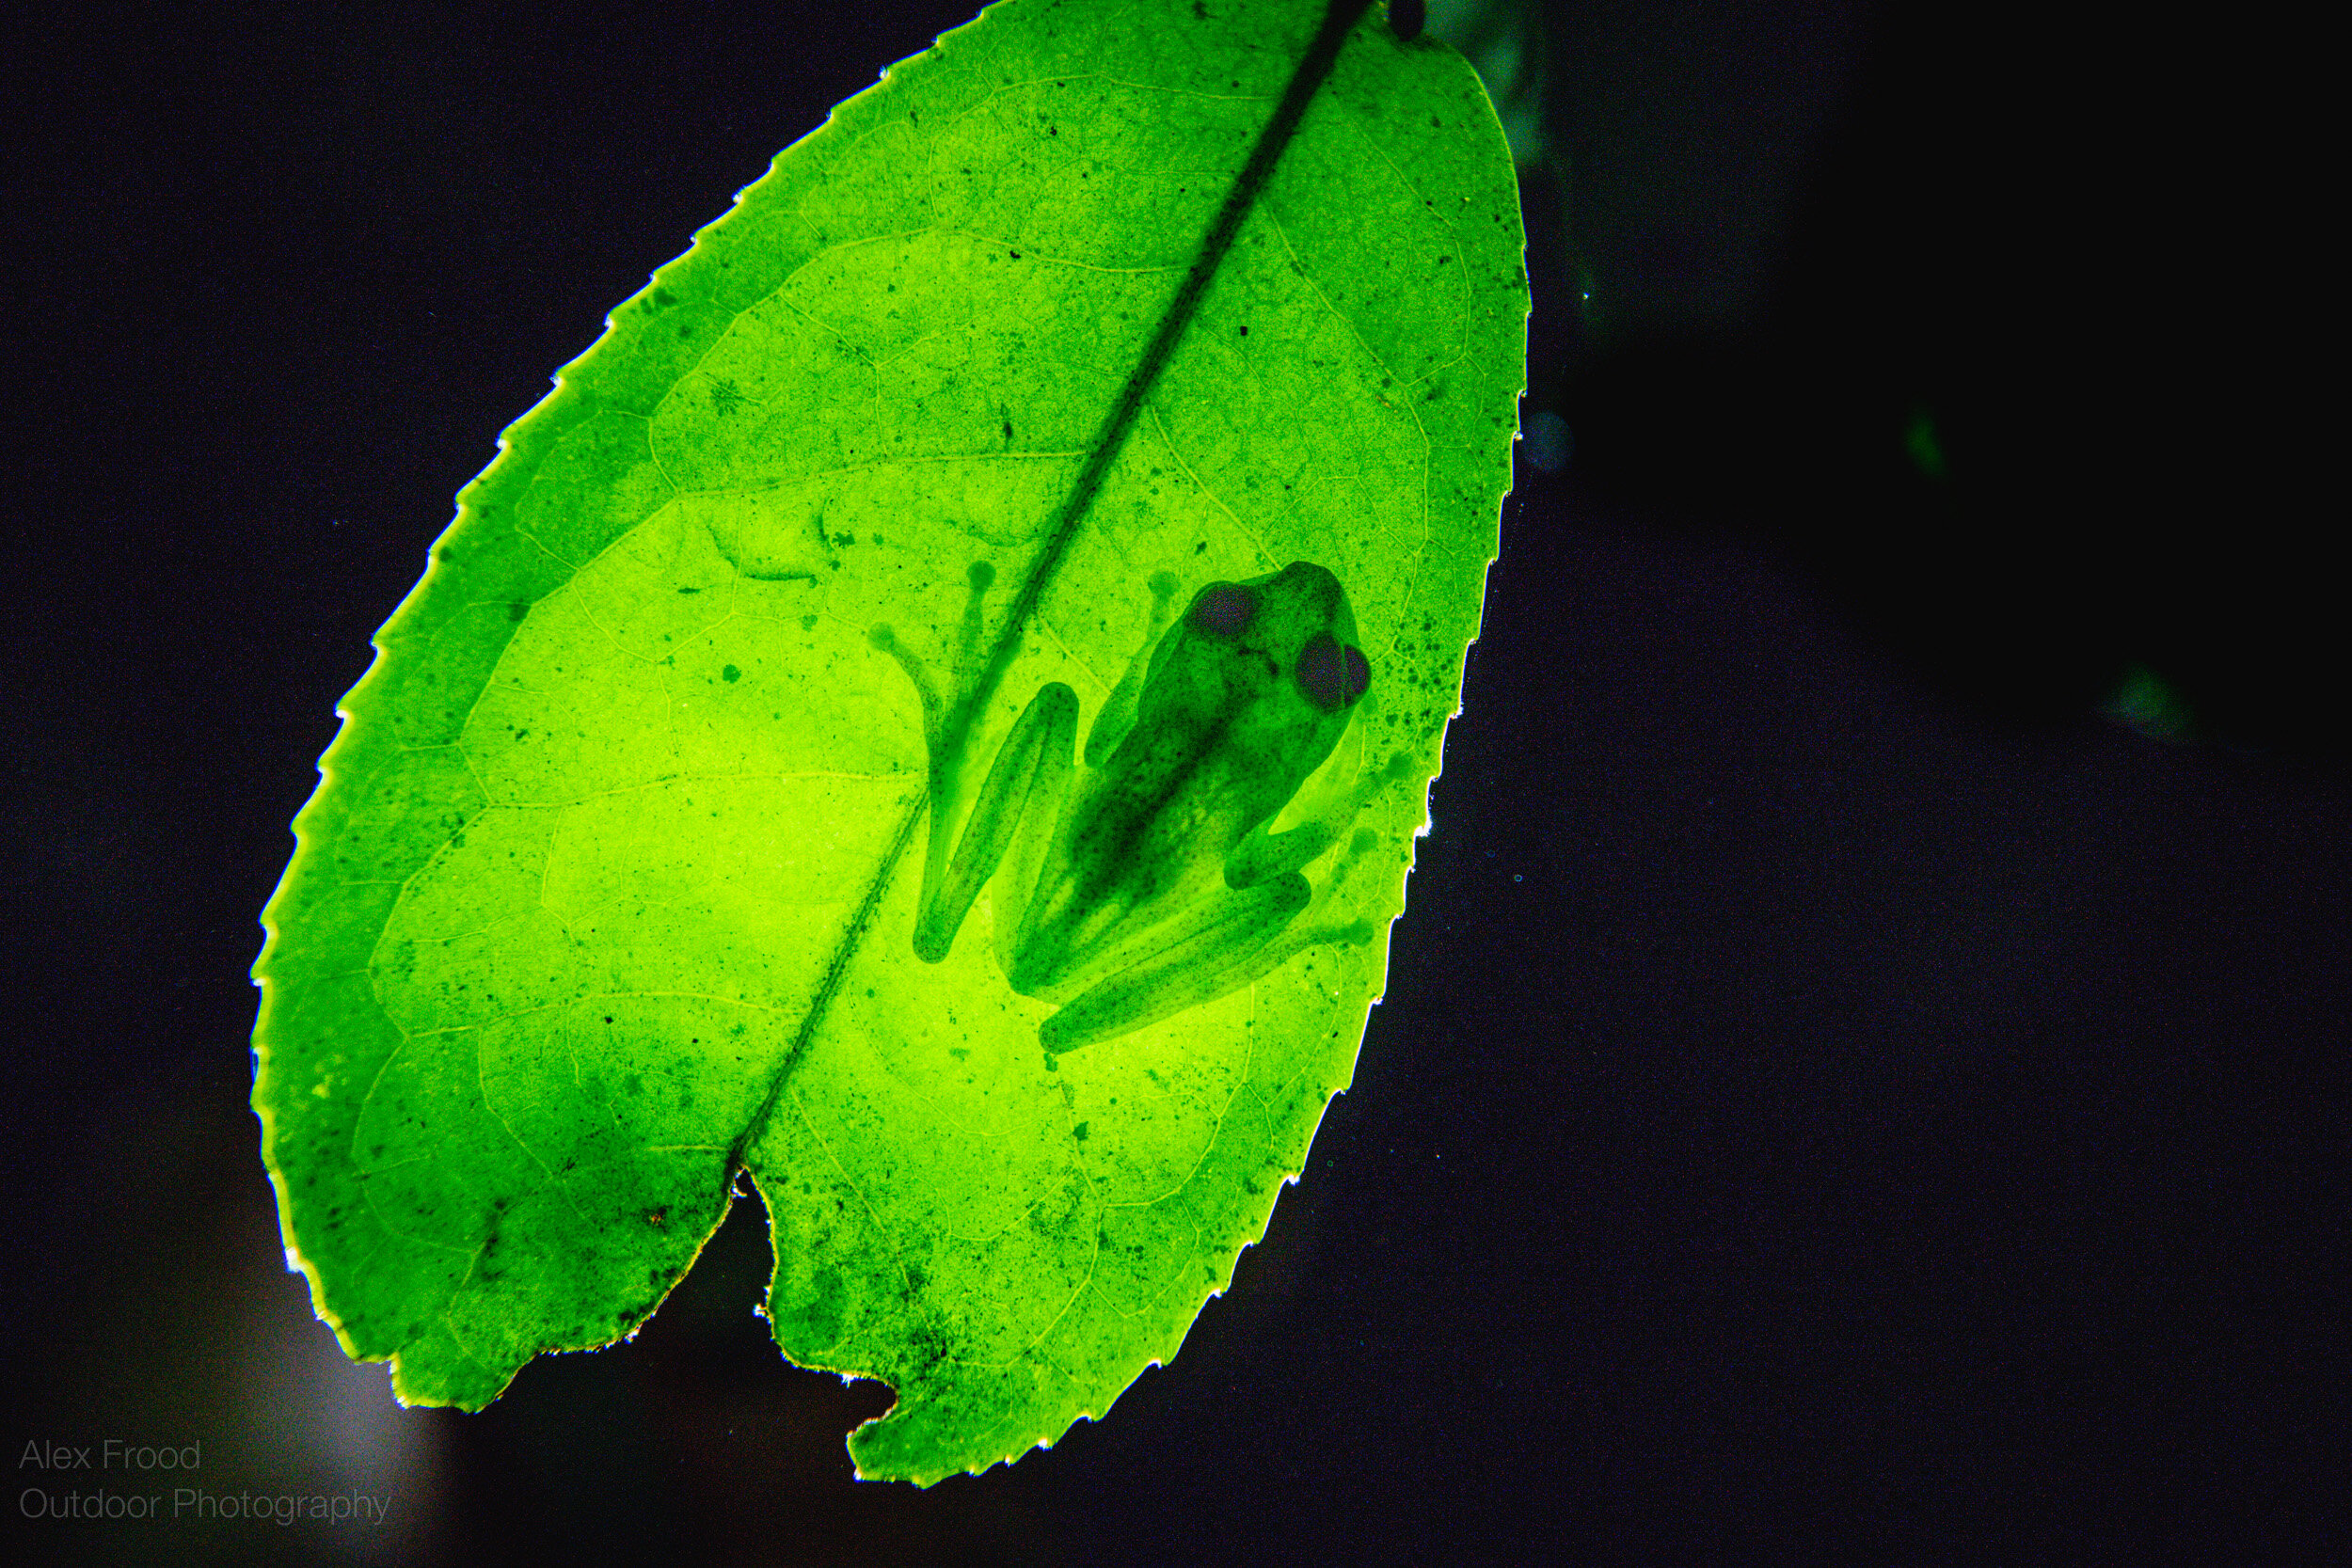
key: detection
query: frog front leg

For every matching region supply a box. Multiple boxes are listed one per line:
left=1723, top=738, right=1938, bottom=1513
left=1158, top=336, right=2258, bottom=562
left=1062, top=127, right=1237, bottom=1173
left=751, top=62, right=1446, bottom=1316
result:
left=1222, top=747, right=1414, bottom=891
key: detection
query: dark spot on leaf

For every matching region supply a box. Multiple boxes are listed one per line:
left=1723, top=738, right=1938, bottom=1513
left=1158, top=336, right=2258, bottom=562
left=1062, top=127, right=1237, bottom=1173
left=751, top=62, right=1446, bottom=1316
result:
left=1073, top=1122, right=1089, bottom=1142
left=1390, top=0, right=1424, bottom=40
left=1238, top=324, right=1249, bottom=336
left=507, top=601, right=529, bottom=622
left=722, top=664, right=740, bottom=682
left=677, top=585, right=700, bottom=594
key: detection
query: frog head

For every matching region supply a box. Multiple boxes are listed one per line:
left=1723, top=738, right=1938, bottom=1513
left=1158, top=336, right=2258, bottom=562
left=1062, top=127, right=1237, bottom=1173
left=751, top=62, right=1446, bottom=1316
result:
left=1136, top=561, right=1373, bottom=825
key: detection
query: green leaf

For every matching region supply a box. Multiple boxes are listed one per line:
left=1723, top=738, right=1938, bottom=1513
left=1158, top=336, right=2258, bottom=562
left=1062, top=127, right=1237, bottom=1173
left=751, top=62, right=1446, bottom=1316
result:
left=253, top=0, right=1524, bottom=1484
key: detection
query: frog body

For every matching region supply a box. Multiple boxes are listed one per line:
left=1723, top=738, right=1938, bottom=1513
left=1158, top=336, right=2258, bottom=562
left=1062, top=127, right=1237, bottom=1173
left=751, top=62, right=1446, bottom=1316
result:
left=883, top=561, right=1383, bottom=1053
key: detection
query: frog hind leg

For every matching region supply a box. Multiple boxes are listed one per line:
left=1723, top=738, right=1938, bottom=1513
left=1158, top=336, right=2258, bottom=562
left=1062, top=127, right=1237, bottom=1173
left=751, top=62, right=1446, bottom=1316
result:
left=911, top=681, right=1076, bottom=963
left=1039, top=872, right=1311, bottom=1053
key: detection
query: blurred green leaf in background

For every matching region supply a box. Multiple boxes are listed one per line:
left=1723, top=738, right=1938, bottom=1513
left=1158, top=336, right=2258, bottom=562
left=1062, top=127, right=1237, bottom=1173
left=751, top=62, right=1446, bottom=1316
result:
left=253, top=0, right=1525, bottom=1484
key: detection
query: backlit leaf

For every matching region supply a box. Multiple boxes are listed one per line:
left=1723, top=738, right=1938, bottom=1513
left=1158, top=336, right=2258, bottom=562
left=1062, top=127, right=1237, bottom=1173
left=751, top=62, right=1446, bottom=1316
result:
left=253, top=0, right=1524, bottom=1483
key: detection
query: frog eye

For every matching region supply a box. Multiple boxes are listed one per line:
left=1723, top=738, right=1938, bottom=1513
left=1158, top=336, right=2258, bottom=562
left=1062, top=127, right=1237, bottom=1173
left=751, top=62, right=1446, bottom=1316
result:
left=1187, top=583, right=1259, bottom=638
left=1295, top=632, right=1370, bottom=712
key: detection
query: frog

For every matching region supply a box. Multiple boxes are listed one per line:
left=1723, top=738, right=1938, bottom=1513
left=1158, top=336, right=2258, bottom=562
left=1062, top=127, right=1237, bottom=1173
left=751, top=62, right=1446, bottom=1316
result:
left=872, top=560, right=1393, bottom=1053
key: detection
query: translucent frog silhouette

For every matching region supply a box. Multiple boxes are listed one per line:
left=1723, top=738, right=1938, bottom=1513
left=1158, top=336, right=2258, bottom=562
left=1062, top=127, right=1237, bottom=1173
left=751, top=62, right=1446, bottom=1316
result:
left=876, top=561, right=1395, bottom=1052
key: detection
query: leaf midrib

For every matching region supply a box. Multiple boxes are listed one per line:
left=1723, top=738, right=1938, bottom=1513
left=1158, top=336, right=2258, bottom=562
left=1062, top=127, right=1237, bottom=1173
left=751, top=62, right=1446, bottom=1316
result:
left=728, top=0, right=1376, bottom=1182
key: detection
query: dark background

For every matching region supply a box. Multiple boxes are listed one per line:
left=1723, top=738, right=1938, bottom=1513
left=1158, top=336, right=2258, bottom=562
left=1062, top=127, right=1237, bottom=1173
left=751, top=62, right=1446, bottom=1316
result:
left=5, top=1, right=2342, bottom=1562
